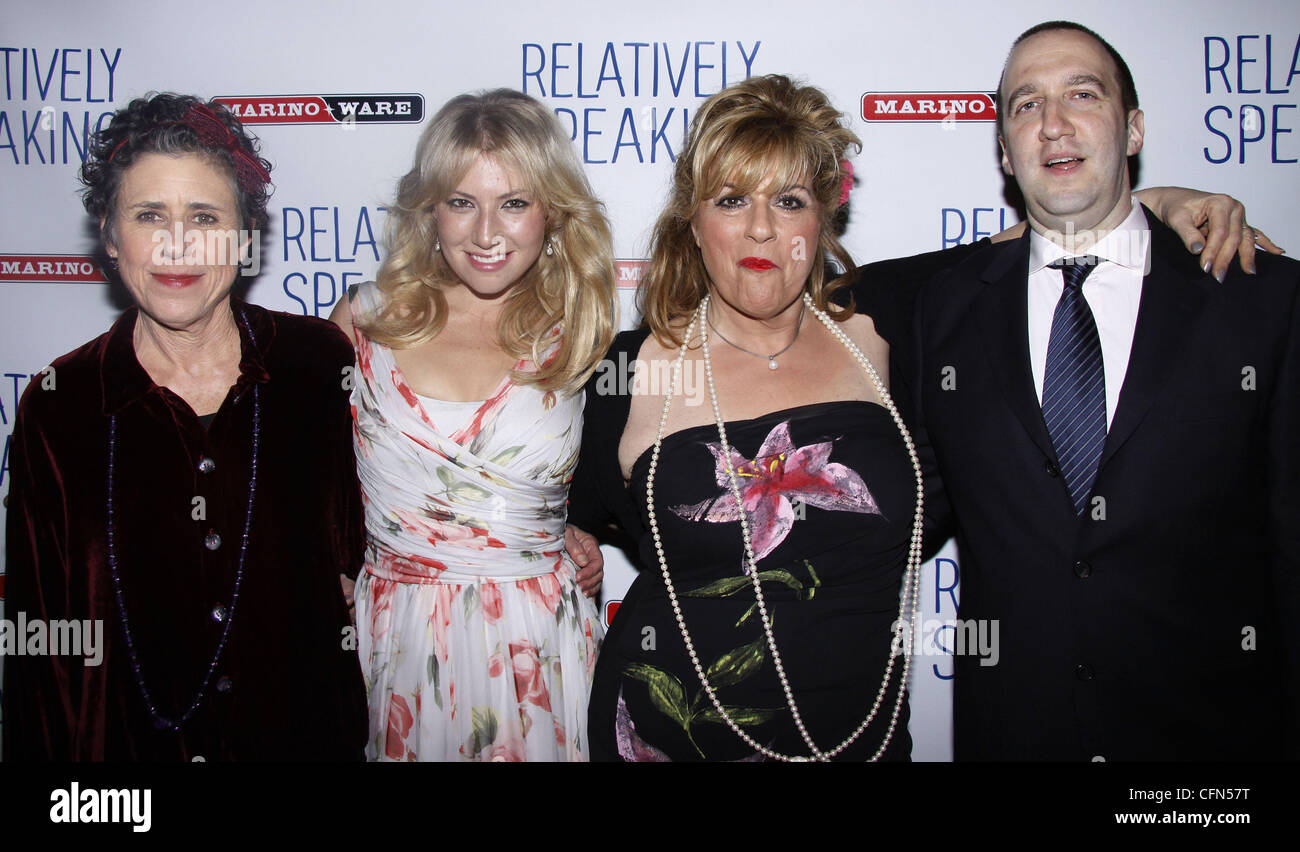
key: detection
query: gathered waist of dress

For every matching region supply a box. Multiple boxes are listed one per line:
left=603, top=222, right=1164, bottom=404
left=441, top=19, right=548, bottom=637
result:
left=364, top=539, right=572, bottom=584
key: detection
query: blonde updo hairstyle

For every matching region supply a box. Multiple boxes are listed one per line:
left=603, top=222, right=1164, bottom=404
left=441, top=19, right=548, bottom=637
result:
left=640, top=74, right=861, bottom=346
left=359, top=89, right=617, bottom=391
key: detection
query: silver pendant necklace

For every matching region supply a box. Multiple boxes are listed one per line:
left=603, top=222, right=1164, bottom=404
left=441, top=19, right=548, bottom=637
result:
left=705, top=299, right=806, bottom=370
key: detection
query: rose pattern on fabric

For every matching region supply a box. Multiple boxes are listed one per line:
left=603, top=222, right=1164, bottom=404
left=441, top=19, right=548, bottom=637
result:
left=481, top=582, right=504, bottom=623
left=384, top=694, right=415, bottom=761
left=509, top=640, right=553, bottom=712
left=347, top=282, right=601, bottom=762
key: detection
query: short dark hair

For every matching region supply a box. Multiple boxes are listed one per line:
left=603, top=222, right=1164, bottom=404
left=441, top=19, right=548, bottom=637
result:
left=80, top=92, right=272, bottom=243
left=995, top=21, right=1140, bottom=137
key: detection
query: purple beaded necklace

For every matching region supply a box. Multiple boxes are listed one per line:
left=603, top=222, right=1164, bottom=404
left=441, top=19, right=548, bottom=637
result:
left=106, top=309, right=261, bottom=731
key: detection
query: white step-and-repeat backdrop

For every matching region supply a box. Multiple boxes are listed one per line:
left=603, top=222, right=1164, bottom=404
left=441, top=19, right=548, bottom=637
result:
left=2, top=0, right=1297, bottom=759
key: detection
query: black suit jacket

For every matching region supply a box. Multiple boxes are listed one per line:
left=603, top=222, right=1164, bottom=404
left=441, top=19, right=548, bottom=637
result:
left=906, top=211, right=1300, bottom=760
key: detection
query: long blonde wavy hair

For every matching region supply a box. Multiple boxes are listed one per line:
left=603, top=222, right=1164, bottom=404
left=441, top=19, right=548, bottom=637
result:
left=360, top=89, right=617, bottom=391
left=640, top=75, right=861, bottom=346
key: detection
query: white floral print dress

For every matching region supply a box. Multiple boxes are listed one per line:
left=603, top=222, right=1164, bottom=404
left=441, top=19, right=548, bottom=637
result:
left=348, top=282, right=601, bottom=761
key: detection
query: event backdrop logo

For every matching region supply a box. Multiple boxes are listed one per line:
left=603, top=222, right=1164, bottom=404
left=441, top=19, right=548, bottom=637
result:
left=861, top=92, right=997, bottom=123
left=859, top=92, right=1003, bottom=247
left=522, top=40, right=764, bottom=164
left=279, top=203, right=388, bottom=316
left=0, top=46, right=122, bottom=166
left=0, top=254, right=107, bottom=284
left=213, top=94, right=425, bottom=125
left=1201, top=33, right=1299, bottom=164
left=615, top=259, right=647, bottom=289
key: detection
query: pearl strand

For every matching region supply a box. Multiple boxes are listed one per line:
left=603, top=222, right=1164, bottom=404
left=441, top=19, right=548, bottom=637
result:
left=644, top=293, right=923, bottom=762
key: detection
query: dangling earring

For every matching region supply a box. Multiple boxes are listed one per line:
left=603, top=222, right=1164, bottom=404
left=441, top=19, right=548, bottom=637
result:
left=545, top=238, right=555, bottom=257
left=435, top=238, right=441, bottom=252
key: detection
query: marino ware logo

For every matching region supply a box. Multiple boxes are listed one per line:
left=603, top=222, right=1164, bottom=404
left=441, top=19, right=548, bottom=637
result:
left=861, top=92, right=997, bottom=123
left=213, top=94, right=425, bottom=125
left=615, top=259, right=647, bottom=290
left=0, top=254, right=107, bottom=284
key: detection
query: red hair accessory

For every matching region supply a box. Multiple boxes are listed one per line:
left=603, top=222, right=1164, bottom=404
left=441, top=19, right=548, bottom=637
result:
left=839, top=159, right=854, bottom=207
left=108, top=103, right=271, bottom=193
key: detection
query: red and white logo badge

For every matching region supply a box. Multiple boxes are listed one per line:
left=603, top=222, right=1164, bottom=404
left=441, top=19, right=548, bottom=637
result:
left=615, top=259, right=647, bottom=290
left=214, top=94, right=425, bottom=125
left=861, top=92, right=997, bottom=123
left=0, top=254, right=108, bottom=284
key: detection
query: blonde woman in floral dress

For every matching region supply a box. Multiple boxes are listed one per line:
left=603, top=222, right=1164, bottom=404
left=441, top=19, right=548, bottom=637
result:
left=330, top=90, right=616, bottom=761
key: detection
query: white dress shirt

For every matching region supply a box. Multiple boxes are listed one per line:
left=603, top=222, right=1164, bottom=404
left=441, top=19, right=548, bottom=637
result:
left=1027, top=200, right=1150, bottom=429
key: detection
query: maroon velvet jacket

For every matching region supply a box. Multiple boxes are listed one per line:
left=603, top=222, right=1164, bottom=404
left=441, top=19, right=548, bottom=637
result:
left=2, top=301, right=368, bottom=760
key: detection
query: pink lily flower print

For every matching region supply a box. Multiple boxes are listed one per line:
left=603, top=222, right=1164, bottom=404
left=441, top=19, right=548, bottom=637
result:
left=670, top=421, right=880, bottom=563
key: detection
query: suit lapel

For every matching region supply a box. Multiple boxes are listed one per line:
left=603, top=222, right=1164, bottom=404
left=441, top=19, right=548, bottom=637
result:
left=1098, top=213, right=1214, bottom=468
left=973, top=232, right=1058, bottom=461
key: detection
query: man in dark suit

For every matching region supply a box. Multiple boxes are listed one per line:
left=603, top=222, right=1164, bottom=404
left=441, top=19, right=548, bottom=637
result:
left=912, top=21, right=1299, bottom=760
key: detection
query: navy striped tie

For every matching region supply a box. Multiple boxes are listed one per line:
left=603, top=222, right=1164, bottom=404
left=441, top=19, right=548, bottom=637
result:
left=1042, top=257, right=1105, bottom=515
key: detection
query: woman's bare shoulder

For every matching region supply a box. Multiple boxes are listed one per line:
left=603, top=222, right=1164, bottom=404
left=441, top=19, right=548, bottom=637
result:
left=834, top=310, right=886, bottom=354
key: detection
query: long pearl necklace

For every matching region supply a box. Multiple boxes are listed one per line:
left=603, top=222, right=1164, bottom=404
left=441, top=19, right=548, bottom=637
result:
left=644, top=292, right=923, bottom=762
left=106, top=309, right=261, bottom=732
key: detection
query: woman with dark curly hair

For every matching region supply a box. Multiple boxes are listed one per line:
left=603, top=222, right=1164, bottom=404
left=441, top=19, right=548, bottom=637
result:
left=2, top=93, right=367, bottom=761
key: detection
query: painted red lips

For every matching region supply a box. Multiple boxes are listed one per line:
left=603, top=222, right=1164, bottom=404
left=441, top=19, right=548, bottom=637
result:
left=739, top=257, right=776, bottom=271
left=150, top=272, right=202, bottom=287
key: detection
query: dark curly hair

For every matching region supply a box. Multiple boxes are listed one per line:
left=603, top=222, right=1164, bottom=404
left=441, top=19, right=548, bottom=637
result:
left=80, top=92, right=272, bottom=244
